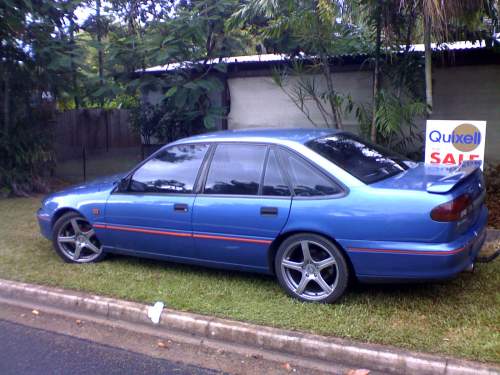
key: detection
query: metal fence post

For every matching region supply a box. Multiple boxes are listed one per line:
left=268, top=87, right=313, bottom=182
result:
left=82, top=146, right=86, bottom=182
left=105, top=110, right=109, bottom=152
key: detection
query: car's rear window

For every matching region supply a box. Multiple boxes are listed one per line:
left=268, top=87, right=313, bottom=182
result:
left=306, top=133, right=408, bottom=184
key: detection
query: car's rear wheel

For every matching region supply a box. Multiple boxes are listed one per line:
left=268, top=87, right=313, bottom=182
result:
left=275, top=233, right=349, bottom=303
left=52, top=212, right=105, bottom=263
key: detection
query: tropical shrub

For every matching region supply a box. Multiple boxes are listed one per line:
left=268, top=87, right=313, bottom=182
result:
left=0, top=108, right=55, bottom=197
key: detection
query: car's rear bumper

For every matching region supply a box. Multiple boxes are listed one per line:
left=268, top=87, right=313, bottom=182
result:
left=37, top=208, right=52, bottom=240
left=343, top=206, right=488, bottom=282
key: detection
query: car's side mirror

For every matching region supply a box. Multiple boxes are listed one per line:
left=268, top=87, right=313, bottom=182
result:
left=117, top=177, right=130, bottom=192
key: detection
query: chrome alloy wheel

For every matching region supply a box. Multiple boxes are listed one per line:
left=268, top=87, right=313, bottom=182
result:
left=57, top=217, right=102, bottom=262
left=280, top=240, right=339, bottom=301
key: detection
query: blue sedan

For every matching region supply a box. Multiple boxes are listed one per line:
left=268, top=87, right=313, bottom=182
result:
left=37, top=129, right=488, bottom=303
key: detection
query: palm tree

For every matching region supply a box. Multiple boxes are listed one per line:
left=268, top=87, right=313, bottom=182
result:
left=398, top=0, right=486, bottom=115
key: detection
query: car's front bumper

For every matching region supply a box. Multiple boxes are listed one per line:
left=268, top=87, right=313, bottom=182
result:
left=344, top=206, right=489, bottom=282
left=37, top=208, right=52, bottom=240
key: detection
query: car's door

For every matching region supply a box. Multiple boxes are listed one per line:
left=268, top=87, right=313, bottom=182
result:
left=192, top=144, right=292, bottom=272
left=103, top=143, right=209, bottom=259
left=277, top=147, right=347, bottom=240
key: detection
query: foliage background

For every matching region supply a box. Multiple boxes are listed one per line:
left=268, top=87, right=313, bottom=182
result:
left=0, top=0, right=498, bottom=195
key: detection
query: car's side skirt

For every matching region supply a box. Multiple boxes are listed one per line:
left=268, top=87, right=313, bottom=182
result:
left=103, top=246, right=271, bottom=274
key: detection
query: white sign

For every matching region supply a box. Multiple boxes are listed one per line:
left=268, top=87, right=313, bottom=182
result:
left=424, top=120, right=487, bottom=169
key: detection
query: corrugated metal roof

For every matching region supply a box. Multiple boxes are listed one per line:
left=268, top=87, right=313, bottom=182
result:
left=141, top=39, right=498, bottom=73
left=409, top=40, right=488, bottom=52
left=142, top=53, right=290, bottom=72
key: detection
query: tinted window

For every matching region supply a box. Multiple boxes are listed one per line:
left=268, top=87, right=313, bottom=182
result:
left=263, top=149, right=291, bottom=196
left=282, top=151, right=342, bottom=196
left=306, top=133, right=408, bottom=184
left=130, top=144, right=208, bottom=193
left=204, top=144, right=267, bottom=195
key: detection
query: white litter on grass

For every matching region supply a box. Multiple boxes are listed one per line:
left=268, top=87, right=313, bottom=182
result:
left=147, top=302, right=164, bottom=324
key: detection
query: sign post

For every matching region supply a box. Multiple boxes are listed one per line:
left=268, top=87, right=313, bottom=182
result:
left=424, top=120, right=487, bottom=169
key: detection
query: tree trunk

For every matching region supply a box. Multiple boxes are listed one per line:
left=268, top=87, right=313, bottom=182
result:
left=96, top=0, right=104, bottom=107
left=3, top=73, right=9, bottom=134
left=397, top=7, right=415, bottom=99
left=69, top=15, right=79, bottom=109
left=424, top=13, right=433, bottom=115
left=333, top=106, right=343, bottom=130
left=313, top=5, right=343, bottom=130
left=370, top=3, right=382, bottom=143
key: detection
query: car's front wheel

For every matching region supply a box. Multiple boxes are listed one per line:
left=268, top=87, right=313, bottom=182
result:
left=52, top=212, right=106, bottom=263
left=275, top=233, right=349, bottom=303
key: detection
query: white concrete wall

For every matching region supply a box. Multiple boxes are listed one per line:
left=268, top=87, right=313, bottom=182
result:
left=227, top=65, right=500, bottom=162
left=227, top=71, right=373, bottom=135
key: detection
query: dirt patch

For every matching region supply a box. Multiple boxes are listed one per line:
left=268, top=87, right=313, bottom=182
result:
left=479, top=239, right=500, bottom=259
left=485, top=164, right=500, bottom=229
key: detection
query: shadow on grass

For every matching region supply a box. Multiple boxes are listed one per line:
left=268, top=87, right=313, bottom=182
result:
left=102, top=251, right=475, bottom=302
left=103, top=252, right=276, bottom=283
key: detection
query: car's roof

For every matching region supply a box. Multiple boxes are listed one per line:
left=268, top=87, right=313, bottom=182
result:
left=175, top=128, right=342, bottom=145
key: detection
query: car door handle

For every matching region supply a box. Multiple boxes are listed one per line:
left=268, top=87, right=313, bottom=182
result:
left=261, top=206, right=278, bottom=216
left=173, top=203, right=189, bottom=212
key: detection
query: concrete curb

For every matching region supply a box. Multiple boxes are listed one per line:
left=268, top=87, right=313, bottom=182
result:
left=0, top=278, right=498, bottom=375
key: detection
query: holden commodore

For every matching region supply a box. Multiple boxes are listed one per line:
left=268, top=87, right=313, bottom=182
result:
left=37, top=129, right=488, bottom=303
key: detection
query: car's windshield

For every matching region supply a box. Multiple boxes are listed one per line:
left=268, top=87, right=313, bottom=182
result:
left=306, top=133, right=409, bottom=184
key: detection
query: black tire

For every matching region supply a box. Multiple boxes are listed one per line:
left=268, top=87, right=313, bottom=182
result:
left=274, top=233, right=349, bottom=303
left=52, top=212, right=106, bottom=263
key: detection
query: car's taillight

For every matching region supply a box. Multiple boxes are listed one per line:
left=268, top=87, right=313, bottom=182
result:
left=430, top=194, right=472, bottom=222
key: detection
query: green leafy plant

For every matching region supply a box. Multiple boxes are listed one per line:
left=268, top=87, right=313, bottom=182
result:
left=0, top=0, right=72, bottom=195
left=0, top=109, right=55, bottom=197
left=356, top=90, right=426, bottom=158
left=130, top=74, right=226, bottom=145
left=272, top=60, right=355, bottom=128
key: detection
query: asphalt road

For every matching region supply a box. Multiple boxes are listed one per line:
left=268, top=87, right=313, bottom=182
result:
left=0, top=319, right=220, bottom=375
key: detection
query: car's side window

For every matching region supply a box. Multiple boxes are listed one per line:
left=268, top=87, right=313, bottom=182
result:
left=262, top=149, right=291, bottom=196
left=203, top=144, right=267, bottom=195
left=280, top=150, right=343, bottom=197
left=129, top=144, right=209, bottom=194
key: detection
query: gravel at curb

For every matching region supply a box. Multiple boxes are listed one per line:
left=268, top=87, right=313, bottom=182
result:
left=0, top=278, right=498, bottom=375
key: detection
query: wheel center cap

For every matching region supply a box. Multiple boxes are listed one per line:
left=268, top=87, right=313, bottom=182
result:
left=305, top=264, right=316, bottom=275
left=77, top=235, right=86, bottom=243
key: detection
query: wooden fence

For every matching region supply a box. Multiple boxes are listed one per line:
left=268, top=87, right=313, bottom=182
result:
left=53, top=109, right=141, bottom=161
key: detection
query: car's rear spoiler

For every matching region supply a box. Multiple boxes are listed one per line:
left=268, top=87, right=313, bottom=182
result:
left=426, top=162, right=481, bottom=194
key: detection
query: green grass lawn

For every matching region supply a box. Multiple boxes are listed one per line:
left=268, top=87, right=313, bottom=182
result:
left=0, top=197, right=499, bottom=363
